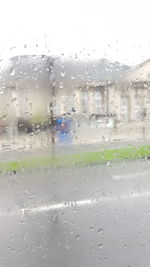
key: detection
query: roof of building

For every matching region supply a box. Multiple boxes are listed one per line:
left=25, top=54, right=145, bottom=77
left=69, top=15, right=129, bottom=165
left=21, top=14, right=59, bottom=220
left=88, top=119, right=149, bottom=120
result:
left=118, top=59, right=150, bottom=83
left=0, top=55, right=53, bottom=89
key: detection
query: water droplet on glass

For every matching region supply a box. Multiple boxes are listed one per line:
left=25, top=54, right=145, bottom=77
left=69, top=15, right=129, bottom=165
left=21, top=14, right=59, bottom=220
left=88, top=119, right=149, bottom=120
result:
left=61, top=69, right=65, bottom=77
left=10, top=68, right=16, bottom=76
left=71, top=75, right=76, bottom=80
left=98, top=227, right=103, bottom=234
left=76, top=234, right=80, bottom=241
left=12, top=97, right=17, bottom=102
left=74, top=54, right=78, bottom=61
left=98, top=243, right=103, bottom=249
left=42, top=253, right=46, bottom=259
left=65, top=242, right=70, bottom=250
left=59, top=82, right=63, bottom=89
left=107, top=161, right=111, bottom=167
left=124, top=243, right=127, bottom=248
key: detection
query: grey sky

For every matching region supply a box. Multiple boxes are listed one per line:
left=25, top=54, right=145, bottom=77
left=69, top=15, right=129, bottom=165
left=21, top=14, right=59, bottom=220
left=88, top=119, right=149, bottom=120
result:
left=0, top=0, right=150, bottom=65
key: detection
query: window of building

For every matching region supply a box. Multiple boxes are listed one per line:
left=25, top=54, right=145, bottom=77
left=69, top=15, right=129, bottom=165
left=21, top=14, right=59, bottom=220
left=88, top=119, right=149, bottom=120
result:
left=65, top=95, right=75, bottom=113
left=81, top=91, right=88, bottom=114
left=134, top=94, right=143, bottom=121
left=120, top=96, right=129, bottom=122
left=94, top=90, right=102, bottom=114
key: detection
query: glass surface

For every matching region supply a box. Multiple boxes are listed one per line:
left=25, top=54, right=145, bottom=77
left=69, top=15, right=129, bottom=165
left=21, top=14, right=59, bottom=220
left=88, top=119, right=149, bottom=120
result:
left=0, top=0, right=150, bottom=266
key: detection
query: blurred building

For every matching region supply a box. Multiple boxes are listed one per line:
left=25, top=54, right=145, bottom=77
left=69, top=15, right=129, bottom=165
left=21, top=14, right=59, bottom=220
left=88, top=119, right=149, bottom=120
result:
left=52, top=59, right=150, bottom=143
left=0, top=55, right=54, bottom=138
left=0, top=56, right=150, bottom=144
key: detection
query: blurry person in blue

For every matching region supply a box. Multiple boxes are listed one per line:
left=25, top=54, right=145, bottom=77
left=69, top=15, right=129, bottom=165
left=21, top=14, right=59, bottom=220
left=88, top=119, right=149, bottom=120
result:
left=56, top=117, right=72, bottom=144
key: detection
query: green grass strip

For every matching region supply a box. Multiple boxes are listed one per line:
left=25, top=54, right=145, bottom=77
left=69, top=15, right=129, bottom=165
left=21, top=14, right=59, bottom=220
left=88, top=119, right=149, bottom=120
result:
left=0, top=144, right=150, bottom=172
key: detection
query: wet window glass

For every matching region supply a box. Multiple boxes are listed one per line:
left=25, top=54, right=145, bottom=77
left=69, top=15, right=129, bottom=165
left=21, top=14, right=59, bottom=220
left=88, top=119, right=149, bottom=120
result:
left=0, top=0, right=150, bottom=266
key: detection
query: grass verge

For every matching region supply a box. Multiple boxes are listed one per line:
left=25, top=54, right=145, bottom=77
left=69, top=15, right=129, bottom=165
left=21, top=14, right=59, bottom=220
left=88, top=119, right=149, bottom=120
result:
left=0, top=144, right=150, bottom=172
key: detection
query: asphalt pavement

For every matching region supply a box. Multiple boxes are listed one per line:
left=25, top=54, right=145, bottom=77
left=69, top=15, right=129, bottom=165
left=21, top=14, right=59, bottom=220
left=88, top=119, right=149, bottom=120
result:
left=0, top=159, right=150, bottom=266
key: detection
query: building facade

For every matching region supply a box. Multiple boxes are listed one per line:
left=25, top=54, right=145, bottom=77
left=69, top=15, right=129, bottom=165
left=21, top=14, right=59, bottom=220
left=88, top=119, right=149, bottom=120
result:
left=1, top=55, right=150, bottom=144
left=52, top=80, right=150, bottom=144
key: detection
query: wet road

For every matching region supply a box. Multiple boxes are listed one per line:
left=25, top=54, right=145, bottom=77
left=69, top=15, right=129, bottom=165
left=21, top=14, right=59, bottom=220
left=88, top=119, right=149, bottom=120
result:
left=1, top=159, right=150, bottom=266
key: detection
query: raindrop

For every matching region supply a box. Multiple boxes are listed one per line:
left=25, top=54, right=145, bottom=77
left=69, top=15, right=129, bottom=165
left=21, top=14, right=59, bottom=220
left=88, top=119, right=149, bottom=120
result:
left=76, top=234, right=80, bottom=241
left=124, top=243, right=127, bottom=248
left=59, top=82, right=63, bottom=89
left=34, top=65, right=38, bottom=71
left=107, top=161, right=111, bottom=167
left=74, top=54, right=78, bottom=61
left=0, top=90, right=4, bottom=95
left=98, top=227, right=103, bottom=234
left=52, top=214, right=58, bottom=223
left=105, top=67, right=110, bottom=72
left=10, top=68, right=16, bottom=76
left=12, top=97, right=17, bottom=102
left=65, top=242, right=70, bottom=250
left=42, top=253, right=46, bottom=259
left=61, top=68, right=65, bottom=77
left=98, top=243, right=103, bottom=249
